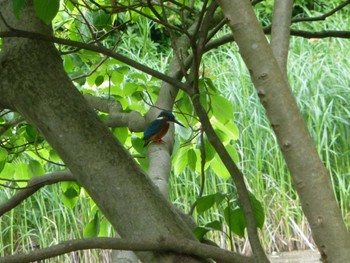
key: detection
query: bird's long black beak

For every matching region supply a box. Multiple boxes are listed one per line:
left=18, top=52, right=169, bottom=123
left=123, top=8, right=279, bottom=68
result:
left=171, top=119, right=185, bottom=127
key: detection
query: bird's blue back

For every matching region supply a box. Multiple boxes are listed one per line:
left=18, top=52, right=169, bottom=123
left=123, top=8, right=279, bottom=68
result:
left=143, top=119, right=164, bottom=140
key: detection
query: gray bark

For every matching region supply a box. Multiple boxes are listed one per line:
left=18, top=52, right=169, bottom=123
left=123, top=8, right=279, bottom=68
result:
left=0, top=1, right=202, bottom=262
left=270, top=0, right=293, bottom=77
left=216, top=0, right=350, bottom=262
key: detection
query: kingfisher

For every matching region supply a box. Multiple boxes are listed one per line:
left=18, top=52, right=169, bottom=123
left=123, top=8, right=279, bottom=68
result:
left=143, top=111, right=184, bottom=147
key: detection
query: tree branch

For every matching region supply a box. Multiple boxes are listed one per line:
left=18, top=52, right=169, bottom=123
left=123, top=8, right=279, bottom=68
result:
left=0, top=236, right=254, bottom=263
left=0, top=171, right=75, bottom=216
left=270, top=0, right=293, bottom=76
left=0, top=29, right=187, bottom=91
left=0, top=116, right=25, bottom=136
left=292, top=0, right=350, bottom=23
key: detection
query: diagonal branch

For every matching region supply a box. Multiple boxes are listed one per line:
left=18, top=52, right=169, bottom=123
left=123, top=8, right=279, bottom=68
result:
left=0, top=29, right=187, bottom=91
left=0, top=171, right=75, bottom=216
left=292, top=0, right=350, bottom=23
left=0, top=236, right=254, bottom=263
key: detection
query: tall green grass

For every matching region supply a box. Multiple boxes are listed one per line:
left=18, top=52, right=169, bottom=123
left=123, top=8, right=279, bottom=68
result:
left=170, top=12, right=350, bottom=254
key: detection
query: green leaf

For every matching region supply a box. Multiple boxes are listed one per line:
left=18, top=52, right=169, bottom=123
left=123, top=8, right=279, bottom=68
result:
left=123, top=83, right=139, bottom=96
left=249, top=194, right=265, bottom=229
left=197, top=194, right=216, bottom=214
left=211, top=95, right=234, bottom=123
left=95, top=75, right=104, bottom=86
left=210, top=145, right=240, bottom=180
left=25, top=125, right=38, bottom=140
left=29, top=160, right=45, bottom=176
left=113, top=127, right=129, bottom=144
left=173, top=147, right=188, bottom=175
left=131, top=135, right=146, bottom=155
left=33, top=0, right=60, bottom=24
left=224, top=194, right=265, bottom=238
left=62, top=182, right=80, bottom=208
left=14, top=163, right=32, bottom=187
left=49, top=149, right=62, bottom=162
left=187, top=149, right=197, bottom=171
left=83, top=212, right=100, bottom=238
left=212, top=119, right=239, bottom=142
left=193, top=226, right=209, bottom=241
left=193, top=220, right=222, bottom=241
left=0, top=163, right=15, bottom=180
left=0, top=148, right=8, bottom=162
left=224, top=206, right=246, bottom=237
left=13, top=0, right=26, bottom=18
left=98, top=218, right=112, bottom=237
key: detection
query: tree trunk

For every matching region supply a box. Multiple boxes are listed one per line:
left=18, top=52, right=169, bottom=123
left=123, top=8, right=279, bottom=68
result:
left=216, top=0, right=350, bottom=262
left=0, top=1, right=202, bottom=262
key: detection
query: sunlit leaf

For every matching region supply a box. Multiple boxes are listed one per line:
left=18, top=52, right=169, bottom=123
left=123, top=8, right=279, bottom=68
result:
left=0, top=148, right=8, bottom=162
left=113, top=127, right=129, bottom=144
left=187, top=149, right=197, bottom=171
left=29, top=160, right=45, bottom=176
left=174, top=147, right=188, bottom=175
left=211, top=95, right=234, bottom=123
left=83, top=212, right=100, bottom=238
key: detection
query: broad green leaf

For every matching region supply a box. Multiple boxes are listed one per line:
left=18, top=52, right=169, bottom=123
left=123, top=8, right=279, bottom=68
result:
left=29, top=160, right=45, bottom=176
left=13, top=0, right=26, bottom=18
left=62, top=182, right=80, bottom=208
left=0, top=148, right=8, bottom=162
left=0, top=163, right=15, bottom=180
left=123, top=83, right=139, bottom=96
left=98, top=218, right=112, bottom=237
left=197, top=194, right=216, bottom=214
left=210, top=145, right=240, bottom=180
left=33, top=0, right=60, bottom=25
left=193, top=226, right=209, bottom=241
left=224, top=194, right=265, bottom=238
left=95, top=75, right=104, bottom=86
left=131, top=135, right=146, bottom=155
left=63, top=55, right=75, bottom=72
left=25, top=125, right=38, bottom=140
left=49, top=149, right=62, bottom=162
left=211, top=156, right=230, bottom=180
left=201, top=77, right=217, bottom=93
left=211, top=95, right=234, bottom=123
left=249, top=194, right=265, bottom=229
left=187, top=149, right=197, bottom=171
left=113, top=127, right=129, bottom=144
left=224, top=206, right=246, bottom=237
left=0, top=161, right=5, bottom=174
left=14, top=163, right=32, bottom=187
left=83, top=212, right=100, bottom=238
left=212, top=118, right=239, bottom=142
left=173, top=148, right=188, bottom=175
left=111, top=71, right=124, bottom=86
left=193, top=220, right=222, bottom=241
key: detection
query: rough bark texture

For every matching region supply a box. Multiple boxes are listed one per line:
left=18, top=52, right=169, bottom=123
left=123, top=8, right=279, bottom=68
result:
left=216, top=0, right=350, bottom=262
left=0, top=2, right=203, bottom=262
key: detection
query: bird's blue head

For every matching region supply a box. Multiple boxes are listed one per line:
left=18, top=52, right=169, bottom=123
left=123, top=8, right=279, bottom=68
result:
left=157, top=111, right=184, bottom=127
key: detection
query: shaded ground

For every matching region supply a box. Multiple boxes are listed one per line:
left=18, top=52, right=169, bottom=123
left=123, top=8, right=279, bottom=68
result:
left=269, top=250, right=320, bottom=263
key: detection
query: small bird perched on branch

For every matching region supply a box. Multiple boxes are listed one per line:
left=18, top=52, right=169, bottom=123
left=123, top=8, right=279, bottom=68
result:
left=143, top=111, right=184, bottom=147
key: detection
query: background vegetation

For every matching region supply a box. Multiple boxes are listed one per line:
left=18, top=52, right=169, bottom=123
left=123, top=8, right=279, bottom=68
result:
left=1, top=1, right=349, bottom=261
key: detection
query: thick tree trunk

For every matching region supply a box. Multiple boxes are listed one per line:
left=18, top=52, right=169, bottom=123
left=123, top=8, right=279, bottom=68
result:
left=0, top=1, right=203, bottom=262
left=216, top=0, right=350, bottom=262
